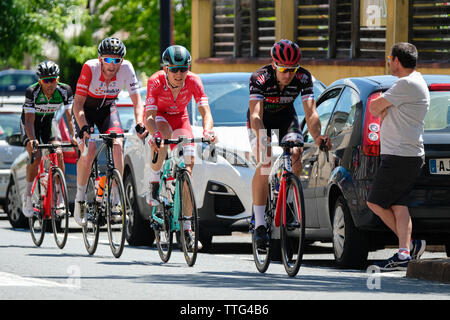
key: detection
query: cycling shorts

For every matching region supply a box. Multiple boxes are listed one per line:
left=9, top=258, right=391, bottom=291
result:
left=20, top=112, right=61, bottom=145
left=156, top=113, right=194, bottom=157
left=72, top=104, right=123, bottom=143
left=246, top=107, right=302, bottom=156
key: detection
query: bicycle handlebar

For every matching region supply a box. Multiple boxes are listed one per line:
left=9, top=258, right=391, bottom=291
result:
left=29, top=142, right=77, bottom=164
left=152, top=136, right=214, bottom=164
left=81, top=131, right=132, bottom=157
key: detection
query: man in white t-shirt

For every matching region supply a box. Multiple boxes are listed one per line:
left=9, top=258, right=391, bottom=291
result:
left=366, top=42, right=430, bottom=271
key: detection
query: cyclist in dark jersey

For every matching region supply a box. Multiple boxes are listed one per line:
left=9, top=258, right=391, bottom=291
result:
left=72, top=37, right=145, bottom=226
left=247, top=39, right=331, bottom=248
left=21, top=60, right=75, bottom=218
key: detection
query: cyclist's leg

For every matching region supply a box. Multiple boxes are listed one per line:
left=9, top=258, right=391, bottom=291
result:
left=72, top=108, right=97, bottom=225
left=280, top=112, right=303, bottom=177
left=146, top=116, right=171, bottom=206
left=21, top=114, right=42, bottom=217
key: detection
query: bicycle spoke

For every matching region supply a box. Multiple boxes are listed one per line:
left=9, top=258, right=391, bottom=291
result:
left=82, top=177, right=100, bottom=255
left=106, top=169, right=127, bottom=258
left=52, top=168, right=69, bottom=249
left=29, top=176, right=45, bottom=247
left=280, top=175, right=305, bottom=277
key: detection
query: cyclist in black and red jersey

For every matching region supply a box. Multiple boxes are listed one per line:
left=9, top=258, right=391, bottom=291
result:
left=247, top=39, right=331, bottom=248
left=72, top=37, right=146, bottom=226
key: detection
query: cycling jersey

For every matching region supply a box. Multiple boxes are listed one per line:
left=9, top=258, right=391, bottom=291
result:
left=145, top=70, right=208, bottom=117
left=145, top=70, right=209, bottom=156
left=247, top=64, right=314, bottom=151
left=21, top=82, right=73, bottom=144
left=73, top=59, right=139, bottom=139
left=75, top=59, right=139, bottom=110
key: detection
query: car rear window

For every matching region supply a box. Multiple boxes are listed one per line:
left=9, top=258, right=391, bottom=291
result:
left=424, top=90, right=450, bottom=132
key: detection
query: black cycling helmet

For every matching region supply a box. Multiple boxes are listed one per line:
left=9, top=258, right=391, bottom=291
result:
left=97, top=37, right=126, bottom=57
left=162, top=45, right=191, bottom=66
left=36, top=60, right=60, bottom=79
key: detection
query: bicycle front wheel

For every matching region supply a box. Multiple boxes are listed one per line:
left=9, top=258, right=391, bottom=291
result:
left=280, top=173, right=305, bottom=277
left=252, top=195, right=273, bottom=273
left=177, top=170, right=199, bottom=267
left=51, top=167, right=69, bottom=249
left=106, top=168, right=127, bottom=258
left=154, top=203, right=173, bottom=263
left=29, top=175, right=45, bottom=247
left=82, top=176, right=100, bottom=255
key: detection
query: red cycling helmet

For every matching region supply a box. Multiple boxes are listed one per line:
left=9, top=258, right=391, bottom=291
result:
left=271, top=39, right=301, bottom=66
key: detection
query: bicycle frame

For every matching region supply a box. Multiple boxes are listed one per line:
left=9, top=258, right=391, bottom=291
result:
left=151, top=136, right=213, bottom=230
left=273, top=149, right=302, bottom=228
left=152, top=147, right=185, bottom=232
left=31, top=152, right=57, bottom=218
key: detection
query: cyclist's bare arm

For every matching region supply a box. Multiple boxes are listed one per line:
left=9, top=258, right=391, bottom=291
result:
left=144, top=108, right=158, bottom=136
left=369, top=95, right=391, bottom=117
left=72, top=94, right=88, bottom=133
left=24, top=112, right=37, bottom=153
left=249, top=99, right=267, bottom=163
left=197, top=104, right=216, bottom=142
left=130, top=92, right=146, bottom=138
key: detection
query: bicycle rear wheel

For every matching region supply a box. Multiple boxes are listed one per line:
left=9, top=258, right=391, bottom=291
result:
left=51, top=167, right=69, bottom=249
left=29, top=175, right=45, bottom=247
left=154, top=204, right=173, bottom=262
left=177, top=170, right=198, bottom=267
left=106, top=168, right=127, bottom=258
left=280, top=173, right=305, bottom=277
left=82, top=176, right=100, bottom=255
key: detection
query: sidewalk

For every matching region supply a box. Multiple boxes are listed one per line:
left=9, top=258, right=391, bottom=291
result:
left=407, top=258, right=450, bottom=284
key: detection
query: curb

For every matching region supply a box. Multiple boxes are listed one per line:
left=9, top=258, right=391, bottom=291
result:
left=406, top=259, right=450, bottom=284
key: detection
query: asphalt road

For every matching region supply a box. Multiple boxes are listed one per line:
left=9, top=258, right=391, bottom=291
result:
left=0, top=213, right=449, bottom=305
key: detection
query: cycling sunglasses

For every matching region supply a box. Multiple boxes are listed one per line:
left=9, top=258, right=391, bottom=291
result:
left=274, top=62, right=299, bottom=73
left=167, top=65, right=189, bottom=73
left=102, top=57, right=123, bottom=64
left=40, top=77, right=58, bottom=84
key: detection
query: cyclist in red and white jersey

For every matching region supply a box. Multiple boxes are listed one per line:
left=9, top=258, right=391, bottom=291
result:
left=144, top=45, right=216, bottom=248
left=72, top=37, right=146, bottom=226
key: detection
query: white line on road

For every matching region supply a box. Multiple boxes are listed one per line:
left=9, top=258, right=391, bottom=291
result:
left=0, top=272, right=77, bottom=288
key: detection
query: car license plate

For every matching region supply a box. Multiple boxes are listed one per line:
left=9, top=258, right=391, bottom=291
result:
left=429, top=159, right=450, bottom=175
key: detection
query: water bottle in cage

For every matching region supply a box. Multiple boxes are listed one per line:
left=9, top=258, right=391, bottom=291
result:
left=95, top=175, right=106, bottom=203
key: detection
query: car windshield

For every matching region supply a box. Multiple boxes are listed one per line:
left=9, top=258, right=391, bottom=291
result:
left=424, top=91, right=450, bottom=132
left=0, top=112, right=21, bottom=139
left=192, top=78, right=326, bottom=127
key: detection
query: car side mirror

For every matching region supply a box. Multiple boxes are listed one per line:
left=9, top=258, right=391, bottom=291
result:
left=6, top=133, right=24, bottom=147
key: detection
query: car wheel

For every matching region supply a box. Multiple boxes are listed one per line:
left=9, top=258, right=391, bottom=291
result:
left=6, top=178, right=28, bottom=229
left=124, top=172, right=155, bottom=246
left=444, top=240, right=450, bottom=258
left=332, top=195, right=369, bottom=269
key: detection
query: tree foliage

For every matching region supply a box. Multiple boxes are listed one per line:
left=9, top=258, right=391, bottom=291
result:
left=0, top=0, right=192, bottom=87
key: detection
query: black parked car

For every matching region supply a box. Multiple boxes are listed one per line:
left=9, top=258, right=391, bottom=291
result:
left=300, top=74, right=450, bottom=269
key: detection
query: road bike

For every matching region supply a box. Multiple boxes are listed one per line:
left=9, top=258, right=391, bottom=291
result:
left=81, top=132, right=129, bottom=258
left=250, top=140, right=306, bottom=277
left=150, top=136, right=213, bottom=266
left=28, top=142, right=76, bottom=248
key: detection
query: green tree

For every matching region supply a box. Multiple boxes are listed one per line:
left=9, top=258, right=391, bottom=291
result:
left=96, top=0, right=191, bottom=79
left=0, top=0, right=90, bottom=69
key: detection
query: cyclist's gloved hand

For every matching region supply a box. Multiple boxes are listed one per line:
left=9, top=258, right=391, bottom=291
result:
left=203, top=129, right=216, bottom=143
left=149, top=131, right=162, bottom=149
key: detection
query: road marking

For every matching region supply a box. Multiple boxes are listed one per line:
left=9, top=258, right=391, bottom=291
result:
left=0, top=272, right=77, bottom=288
